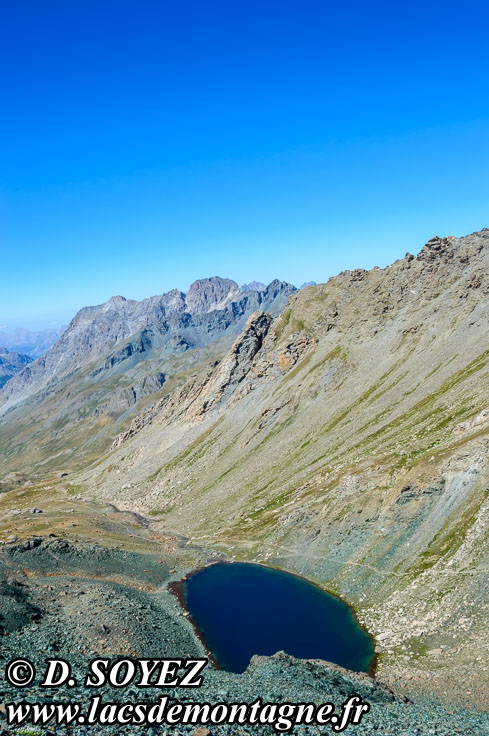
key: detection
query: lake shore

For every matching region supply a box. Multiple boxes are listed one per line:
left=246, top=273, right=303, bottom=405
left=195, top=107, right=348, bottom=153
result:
left=1, top=532, right=487, bottom=734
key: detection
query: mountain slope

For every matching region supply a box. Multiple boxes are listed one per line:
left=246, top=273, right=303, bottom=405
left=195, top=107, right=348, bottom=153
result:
left=79, top=229, right=489, bottom=704
left=0, top=278, right=294, bottom=476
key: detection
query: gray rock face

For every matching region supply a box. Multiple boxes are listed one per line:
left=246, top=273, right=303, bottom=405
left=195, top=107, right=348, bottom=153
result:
left=0, top=347, right=33, bottom=389
left=0, top=277, right=295, bottom=414
left=182, top=311, right=273, bottom=420
left=94, top=372, right=166, bottom=417
left=185, top=277, right=240, bottom=313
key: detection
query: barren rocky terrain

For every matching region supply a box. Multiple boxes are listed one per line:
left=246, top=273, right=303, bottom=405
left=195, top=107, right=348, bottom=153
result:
left=0, top=496, right=485, bottom=735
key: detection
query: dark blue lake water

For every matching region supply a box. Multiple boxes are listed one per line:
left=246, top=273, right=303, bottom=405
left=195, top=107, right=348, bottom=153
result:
left=185, top=562, right=375, bottom=674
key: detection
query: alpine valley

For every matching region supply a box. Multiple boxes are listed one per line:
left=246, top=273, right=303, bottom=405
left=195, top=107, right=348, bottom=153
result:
left=1, top=232, right=489, bottom=735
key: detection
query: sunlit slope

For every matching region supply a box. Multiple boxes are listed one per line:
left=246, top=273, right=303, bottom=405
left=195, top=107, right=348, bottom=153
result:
left=83, top=230, right=489, bottom=701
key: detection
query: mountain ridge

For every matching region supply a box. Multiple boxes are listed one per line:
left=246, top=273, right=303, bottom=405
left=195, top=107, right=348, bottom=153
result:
left=0, top=276, right=295, bottom=415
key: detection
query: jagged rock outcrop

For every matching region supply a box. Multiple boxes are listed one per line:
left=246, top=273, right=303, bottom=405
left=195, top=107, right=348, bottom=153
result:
left=111, top=311, right=272, bottom=447
left=186, top=311, right=272, bottom=419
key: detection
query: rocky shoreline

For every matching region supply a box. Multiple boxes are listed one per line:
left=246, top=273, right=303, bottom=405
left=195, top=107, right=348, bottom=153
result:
left=0, top=536, right=487, bottom=735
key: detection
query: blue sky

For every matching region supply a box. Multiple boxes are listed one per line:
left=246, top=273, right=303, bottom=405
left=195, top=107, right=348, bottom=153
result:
left=1, top=0, right=488, bottom=329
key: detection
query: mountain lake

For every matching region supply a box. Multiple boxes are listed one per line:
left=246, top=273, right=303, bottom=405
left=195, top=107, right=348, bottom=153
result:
left=184, top=562, right=375, bottom=674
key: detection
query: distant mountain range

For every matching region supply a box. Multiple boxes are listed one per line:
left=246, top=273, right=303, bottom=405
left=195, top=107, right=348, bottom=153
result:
left=0, top=347, right=32, bottom=389
left=1, top=282, right=315, bottom=363
left=0, top=277, right=295, bottom=412
left=0, top=326, right=65, bottom=358
left=240, top=281, right=266, bottom=292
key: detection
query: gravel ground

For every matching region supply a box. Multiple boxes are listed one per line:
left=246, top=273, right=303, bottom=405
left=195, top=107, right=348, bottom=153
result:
left=0, top=538, right=487, bottom=736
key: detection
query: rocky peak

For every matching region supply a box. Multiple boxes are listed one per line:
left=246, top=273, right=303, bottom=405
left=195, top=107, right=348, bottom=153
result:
left=262, top=279, right=294, bottom=301
left=416, top=229, right=487, bottom=266
left=240, top=281, right=267, bottom=292
left=185, top=277, right=240, bottom=314
left=416, top=235, right=453, bottom=262
left=105, top=295, right=127, bottom=306
left=109, top=294, right=127, bottom=302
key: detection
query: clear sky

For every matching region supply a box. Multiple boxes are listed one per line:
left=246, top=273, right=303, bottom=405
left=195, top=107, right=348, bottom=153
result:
left=1, top=0, right=488, bottom=329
